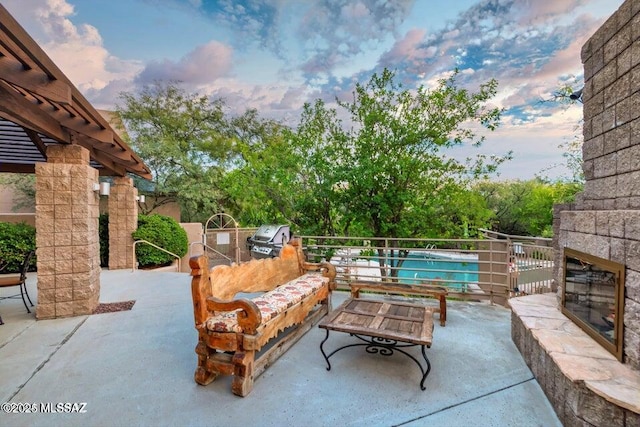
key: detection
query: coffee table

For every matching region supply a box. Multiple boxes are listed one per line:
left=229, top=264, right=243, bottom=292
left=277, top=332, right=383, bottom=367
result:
left=318, top=297, right=434, bottom=390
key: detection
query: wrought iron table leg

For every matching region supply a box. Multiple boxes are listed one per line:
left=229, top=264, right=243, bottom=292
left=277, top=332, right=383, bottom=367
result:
left=420, top=345, right=431, bottom=391
left=320, top=329, right=332, bottom=371
left=320, top=332, right=432, bottom=390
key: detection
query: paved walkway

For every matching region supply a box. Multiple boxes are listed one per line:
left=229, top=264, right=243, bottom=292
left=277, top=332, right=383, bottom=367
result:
left=0, top=270, right=561, bottom=427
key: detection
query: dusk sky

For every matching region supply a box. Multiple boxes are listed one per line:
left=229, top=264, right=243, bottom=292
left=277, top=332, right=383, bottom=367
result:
left=2, top=0, right=624, bottom=180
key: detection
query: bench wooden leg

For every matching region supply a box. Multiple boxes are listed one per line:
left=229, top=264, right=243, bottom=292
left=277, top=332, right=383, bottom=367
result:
left=231, top=351, right=255, bottom=397
left=194, top=341, right=218, bottom=386
left=439, top=295, right=446, bottom=326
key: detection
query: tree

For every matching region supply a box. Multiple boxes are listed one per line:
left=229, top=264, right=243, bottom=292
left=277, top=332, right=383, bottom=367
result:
left=289, top=68, right=508, bottom=239
left=218, top=109, right=299, bottom=226
left=283, top=69, right=509, bottom=278
left=0, top=173, right=35, bottom=211
left=117, top=82, right=232, bottom=222
left=475, top=178, right=582, bottom=237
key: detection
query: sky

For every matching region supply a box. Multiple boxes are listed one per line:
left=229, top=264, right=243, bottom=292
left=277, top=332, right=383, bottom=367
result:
left=2, top=0, right=625, bottom=181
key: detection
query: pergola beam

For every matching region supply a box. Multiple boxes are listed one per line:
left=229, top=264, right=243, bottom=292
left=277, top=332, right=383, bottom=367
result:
left=0, top=162, right=34, bottom=173
left=0, top=79, right=69, bottom=142
left=0, top=55, right=72, bottom=104
left=23, top=127, right=47, bottom=157
left=0, top=4, right=151, bottom=179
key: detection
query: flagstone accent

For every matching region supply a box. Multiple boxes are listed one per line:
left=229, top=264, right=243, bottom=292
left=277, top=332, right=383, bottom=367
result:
left=510, top=294, right=640, bottom=426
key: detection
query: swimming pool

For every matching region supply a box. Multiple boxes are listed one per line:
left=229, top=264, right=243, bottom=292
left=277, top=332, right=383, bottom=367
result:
left=387, top=252, right=479, bottom=291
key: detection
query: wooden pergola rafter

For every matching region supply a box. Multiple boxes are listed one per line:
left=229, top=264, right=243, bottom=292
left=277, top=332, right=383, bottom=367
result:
left=0, top=4, right=151, bottom=178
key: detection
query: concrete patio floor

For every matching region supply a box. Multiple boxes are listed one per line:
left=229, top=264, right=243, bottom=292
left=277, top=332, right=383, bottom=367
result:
left=0, top=270, right=561, bottom=427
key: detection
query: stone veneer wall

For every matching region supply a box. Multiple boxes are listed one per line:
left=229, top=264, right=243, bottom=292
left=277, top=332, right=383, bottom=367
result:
left=35, top=144, right=100, bottom=318
left=108, top=176, right=138, bottom=270
left=554, top=0, right=640, bottom=371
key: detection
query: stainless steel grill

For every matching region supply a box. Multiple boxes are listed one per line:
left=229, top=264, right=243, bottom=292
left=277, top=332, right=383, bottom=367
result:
left=246, top=224, right=291, bottom=259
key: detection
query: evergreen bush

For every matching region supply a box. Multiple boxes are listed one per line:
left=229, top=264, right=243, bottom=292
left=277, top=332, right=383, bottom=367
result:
left=0, top=221, right=36, bottom=273
left=132, top=214, right=188, bottom=268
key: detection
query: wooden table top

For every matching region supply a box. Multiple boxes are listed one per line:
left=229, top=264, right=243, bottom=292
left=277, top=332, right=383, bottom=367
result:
left=319, top=298, right=434, bottom=346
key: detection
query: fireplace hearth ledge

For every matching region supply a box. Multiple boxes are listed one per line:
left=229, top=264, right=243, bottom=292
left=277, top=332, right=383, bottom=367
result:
left=510, top=293, right=640, bottom=426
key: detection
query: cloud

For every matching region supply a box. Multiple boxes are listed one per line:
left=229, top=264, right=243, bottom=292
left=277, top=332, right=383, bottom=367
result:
left=85, top=78, right=138, bottom=110
left=378, top=29, right=437, bottom=68
left=297, top=0, right=414, bottom=76
left=192, top=0, right=285, bottom=54
left=136, top=41, right=234, bottom=86
left=511, top=0, right=585, bottom=26
left=2, top=0, right=143, bottom=94
left=269, top=85, right=308, bottom=110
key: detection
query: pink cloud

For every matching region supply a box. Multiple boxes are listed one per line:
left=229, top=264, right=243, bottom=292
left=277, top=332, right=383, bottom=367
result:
left=379, top=29, right=437, bottom=67
left=513, top=0, right=584, bottom=25
left=137, top=41, right=233, bottom=85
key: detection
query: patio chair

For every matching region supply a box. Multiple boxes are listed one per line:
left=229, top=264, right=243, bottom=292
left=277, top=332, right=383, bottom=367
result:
left=0, top=250, right=34, bottom=324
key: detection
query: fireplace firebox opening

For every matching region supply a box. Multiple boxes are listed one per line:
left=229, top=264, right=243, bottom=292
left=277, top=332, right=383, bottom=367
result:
left=561, top=247, right=625, bottom=361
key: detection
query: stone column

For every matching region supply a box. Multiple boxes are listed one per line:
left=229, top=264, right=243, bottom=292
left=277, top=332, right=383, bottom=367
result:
left=108, top=176, right=138, bottom=270
left=35, top=144, right=100, bottom=319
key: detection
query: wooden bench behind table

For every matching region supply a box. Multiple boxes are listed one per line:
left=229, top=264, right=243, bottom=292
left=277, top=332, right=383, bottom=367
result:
left=189, top=239, right=336, bottom=397
left=349, top=281, right=448, bottom=326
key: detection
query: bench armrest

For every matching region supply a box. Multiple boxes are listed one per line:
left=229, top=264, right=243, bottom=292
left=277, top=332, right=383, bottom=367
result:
left=205, top=297, right=262, bottom=334
left=302, top=261, right=337, bottom=289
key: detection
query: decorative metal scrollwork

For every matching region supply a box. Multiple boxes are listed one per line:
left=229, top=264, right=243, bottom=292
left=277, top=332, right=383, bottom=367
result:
left=319, top=329, right=432, bottom=390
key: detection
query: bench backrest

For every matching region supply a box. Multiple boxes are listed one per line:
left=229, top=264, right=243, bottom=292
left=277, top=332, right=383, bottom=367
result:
left=189, top=240, right=306, bottom=325
left=209, top=242, right=304, bottom=300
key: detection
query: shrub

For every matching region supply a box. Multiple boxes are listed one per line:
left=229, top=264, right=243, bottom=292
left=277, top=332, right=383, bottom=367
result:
left=99, top=214, right=109, bottom=267
left=132, top=214, right=188, bottom=268
left=0, top=221, right=36, bottom=273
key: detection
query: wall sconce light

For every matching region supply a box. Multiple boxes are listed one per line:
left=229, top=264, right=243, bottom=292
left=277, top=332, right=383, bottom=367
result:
left=93, top=183, right=100, bottom=192
left=136, top=195, right=146, bottom=203
left=99, top=182, right=110, bottom=196
left=569, top=87, right=583, bottom=103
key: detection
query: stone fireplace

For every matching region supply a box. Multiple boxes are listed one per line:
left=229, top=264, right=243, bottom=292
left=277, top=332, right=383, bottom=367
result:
left=510, top=1, right=640, bottom=425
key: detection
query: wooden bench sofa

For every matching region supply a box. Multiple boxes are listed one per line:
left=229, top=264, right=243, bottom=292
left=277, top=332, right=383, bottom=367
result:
left=189, top=239, right=336, bottom=396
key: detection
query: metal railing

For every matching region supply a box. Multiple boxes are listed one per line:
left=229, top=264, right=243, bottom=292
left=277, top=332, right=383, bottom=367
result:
left=196, top=230, right=555, bottom=303
left=299, top=235, right=513, bottom=305
left=508, top=244, right=554, bottom=296
left=132, top=240, right=181, bottom=272
left=478, top=228, right=555, bottom=295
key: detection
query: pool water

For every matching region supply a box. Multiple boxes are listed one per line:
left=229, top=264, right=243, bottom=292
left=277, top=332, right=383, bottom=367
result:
left=387, top=253, right=479, bottom=291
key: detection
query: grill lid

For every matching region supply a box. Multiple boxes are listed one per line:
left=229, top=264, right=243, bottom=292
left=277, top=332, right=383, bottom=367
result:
left=251, top=224, right=290, bottom=243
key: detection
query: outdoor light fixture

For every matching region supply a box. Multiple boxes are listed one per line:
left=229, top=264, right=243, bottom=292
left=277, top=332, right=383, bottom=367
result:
left=569, top=87, right=583, bottom=102
left=136, top=195, right=146, bottom=203
left=93, top=182, right=100, bottom=192
left=99, top=182, right=110, bottom=196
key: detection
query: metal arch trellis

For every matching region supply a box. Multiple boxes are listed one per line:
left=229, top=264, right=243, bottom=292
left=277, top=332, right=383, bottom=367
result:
left=202, top=213, right=241, bottom=265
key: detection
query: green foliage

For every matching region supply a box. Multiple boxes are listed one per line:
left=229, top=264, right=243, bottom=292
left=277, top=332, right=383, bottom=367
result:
left=475, top=178, right=583, bottom=237
left=132, top=214, right=188, bottom=268
left=0, top=174, right=35, bottom=211
left=117, top=82, right=231, bottom=222
left=216, top=69, right=509, bottom=238
left=286, top=68, right=509, bottom=238
left=0, top=222, right=36, bottom=273
left=219, top=109, right=297, bottom=226
left=99, top=214, right=109, bottom=267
